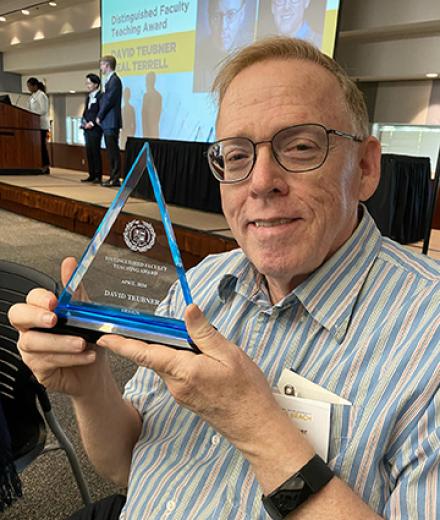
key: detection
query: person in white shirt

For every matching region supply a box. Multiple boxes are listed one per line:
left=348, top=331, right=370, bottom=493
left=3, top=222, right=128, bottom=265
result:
left=27, top=77, right=50, bottom=173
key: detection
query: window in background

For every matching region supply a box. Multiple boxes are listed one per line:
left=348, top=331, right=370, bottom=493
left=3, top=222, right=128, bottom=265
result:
left=66, top=116, right=85, bottom=145
left=372, top=123, right=440, bottom=177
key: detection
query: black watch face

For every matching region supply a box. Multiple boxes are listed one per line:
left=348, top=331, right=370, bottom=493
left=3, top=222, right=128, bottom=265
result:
left=285, top=476, right=305, bottom=491
left=275, top=489, right=304, bottom=514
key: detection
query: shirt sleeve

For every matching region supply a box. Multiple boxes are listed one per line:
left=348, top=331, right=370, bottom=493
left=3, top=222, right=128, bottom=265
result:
left=384, top=390, right=440, bottom=519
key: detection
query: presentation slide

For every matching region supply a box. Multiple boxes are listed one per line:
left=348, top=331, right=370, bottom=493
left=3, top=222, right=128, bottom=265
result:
left=101, top=0, right=341, bottom=144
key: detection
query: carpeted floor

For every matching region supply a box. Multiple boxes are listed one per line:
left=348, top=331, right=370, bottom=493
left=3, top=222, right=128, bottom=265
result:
left=0, top=209, right=137, bottom=520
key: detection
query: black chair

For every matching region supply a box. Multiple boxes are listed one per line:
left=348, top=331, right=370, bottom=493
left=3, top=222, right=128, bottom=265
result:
left=0, top=260, right=91, bottom=506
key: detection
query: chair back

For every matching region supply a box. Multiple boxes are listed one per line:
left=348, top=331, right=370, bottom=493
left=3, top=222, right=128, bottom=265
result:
left=0, top=260, right=58, bottom=457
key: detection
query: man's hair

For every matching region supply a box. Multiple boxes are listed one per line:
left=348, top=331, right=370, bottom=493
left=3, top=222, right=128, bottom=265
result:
left=86, top=73, right=101, bottom=86
left=212, top=36, right=369, bottom=137
left=100, top=55, right=117, bottom=70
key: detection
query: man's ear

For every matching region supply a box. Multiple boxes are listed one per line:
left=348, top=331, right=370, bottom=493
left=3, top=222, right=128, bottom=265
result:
left=358, top=136, right=381, bottom=202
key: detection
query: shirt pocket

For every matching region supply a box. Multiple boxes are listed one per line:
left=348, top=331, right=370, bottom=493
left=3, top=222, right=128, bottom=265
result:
left=328, top=403, right=363, bottom=474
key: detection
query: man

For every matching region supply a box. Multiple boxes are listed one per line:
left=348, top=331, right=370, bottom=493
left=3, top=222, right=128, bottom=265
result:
left=193, top=0, right=253, bottom=92
left=81, top=73, right=103, bottom=184
left=9, top=37, right=439, bottom=519
left=97, top=55, right=123, bottom=187
left=271, top=0, right=321, bottom=47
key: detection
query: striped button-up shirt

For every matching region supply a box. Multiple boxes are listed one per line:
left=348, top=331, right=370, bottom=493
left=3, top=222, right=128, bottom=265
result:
left=121, top=209, right=440, bottom=519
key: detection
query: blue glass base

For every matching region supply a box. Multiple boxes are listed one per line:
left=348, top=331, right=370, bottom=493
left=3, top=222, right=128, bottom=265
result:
left=51, top=302, right=198, bottom=352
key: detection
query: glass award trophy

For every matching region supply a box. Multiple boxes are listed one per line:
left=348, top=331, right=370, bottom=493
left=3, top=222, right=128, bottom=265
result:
left=44, top=143, right=197, bottom=352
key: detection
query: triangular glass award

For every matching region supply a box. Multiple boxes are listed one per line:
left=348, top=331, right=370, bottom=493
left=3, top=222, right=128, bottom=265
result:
left=50, top=143, right=196, bottom=351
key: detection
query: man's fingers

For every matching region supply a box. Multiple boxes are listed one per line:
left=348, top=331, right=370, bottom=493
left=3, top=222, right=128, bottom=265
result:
left=19, top=330, right=86, bottom=354
left=61, top=256, right=89, bottom=301
left=29, top=351, right=96, bottom=372
left=8, top=301, right=57, bottom=331
left=97, top=335, right=190, bottom=375
left=26, top=287, right=58, bottom=309
left=61, top=256, right=77, bottom=288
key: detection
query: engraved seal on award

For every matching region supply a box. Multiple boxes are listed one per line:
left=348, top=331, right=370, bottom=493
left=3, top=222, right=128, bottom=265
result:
left=123, top=220, right=156, bottom=252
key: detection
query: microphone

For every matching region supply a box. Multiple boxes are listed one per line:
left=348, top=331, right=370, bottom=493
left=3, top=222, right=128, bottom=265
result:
left=15, top=94, right=22, bottom=106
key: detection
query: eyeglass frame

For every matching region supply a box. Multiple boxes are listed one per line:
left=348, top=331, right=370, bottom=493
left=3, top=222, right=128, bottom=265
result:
left=211, top=1, right=245, bottom=24
left=206, top=123, right=364, bottom=184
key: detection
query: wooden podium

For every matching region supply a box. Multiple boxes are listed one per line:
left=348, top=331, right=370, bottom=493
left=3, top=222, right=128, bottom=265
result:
left=0, top=102, right=44, bottom=174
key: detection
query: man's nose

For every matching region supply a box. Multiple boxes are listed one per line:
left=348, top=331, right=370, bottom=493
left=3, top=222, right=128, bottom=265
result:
left=249, top=144, right=288, bottom=196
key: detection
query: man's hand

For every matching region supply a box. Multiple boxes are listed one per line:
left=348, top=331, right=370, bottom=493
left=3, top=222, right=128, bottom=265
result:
left=96, top=117, right=101, bottom=125
left=8, top=257, right=106, bottom=397
left=97, top=304, right=282, bottom=445
left=84, top=121, right=94, bottom=129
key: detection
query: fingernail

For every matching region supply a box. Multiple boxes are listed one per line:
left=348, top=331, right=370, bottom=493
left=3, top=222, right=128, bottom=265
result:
left=70, top=337, right=84, bottom=351
left=96, top=337, right=107, bottom=347
left=86, top=351, right=96, bottom=361
left=43, top=312, right=55, bottom=325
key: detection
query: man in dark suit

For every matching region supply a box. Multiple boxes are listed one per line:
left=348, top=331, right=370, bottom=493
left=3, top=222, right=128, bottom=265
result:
left=97, top=55, right=123, bottom=187
left=81, top=73, right=103, bottom=184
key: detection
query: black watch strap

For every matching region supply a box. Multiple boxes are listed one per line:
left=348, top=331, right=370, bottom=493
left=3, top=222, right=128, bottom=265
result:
left=262, top=455, right=334, bottom=520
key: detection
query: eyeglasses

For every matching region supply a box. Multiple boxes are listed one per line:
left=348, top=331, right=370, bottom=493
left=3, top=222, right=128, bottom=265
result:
left=207, top=123, right=363, bottom=184
left=211, top=3, right=244, bottom=24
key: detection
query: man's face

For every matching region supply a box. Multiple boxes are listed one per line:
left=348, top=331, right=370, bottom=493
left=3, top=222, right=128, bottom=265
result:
left=217, top=59, right=379, bottom=297
left=99, top=60, right=110, bottom=75
left=210, top=0, right=245, bottom=52
left=272, top=0, right=309, bottom=36
left=85, top=78, right=97, bottom=92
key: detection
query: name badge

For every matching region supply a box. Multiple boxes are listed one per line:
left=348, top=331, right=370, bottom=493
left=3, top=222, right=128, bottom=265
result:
left=273, top=392, right=330, bottom=462
left=274, top=369, right=353, bottom=462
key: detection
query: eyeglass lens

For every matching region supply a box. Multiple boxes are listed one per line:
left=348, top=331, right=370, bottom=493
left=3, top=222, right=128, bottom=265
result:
left=208, top=124, right=330, bottom=182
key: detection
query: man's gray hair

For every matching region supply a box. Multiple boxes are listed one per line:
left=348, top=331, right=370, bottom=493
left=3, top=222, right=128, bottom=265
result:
left=212, top=36, right=369, bottom=138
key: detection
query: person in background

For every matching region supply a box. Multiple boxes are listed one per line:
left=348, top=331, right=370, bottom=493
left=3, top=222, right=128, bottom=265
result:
left=27, top=77, right=50, bottom=174
left=81, top=73, right=103, bottom=184
left=96, top=55, right=123, bottom=187
left=271, top=0, right=321, bottom=47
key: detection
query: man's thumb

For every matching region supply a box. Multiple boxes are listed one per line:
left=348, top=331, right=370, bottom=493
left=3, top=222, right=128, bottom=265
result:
left=184, top=304, right=228, bottom=358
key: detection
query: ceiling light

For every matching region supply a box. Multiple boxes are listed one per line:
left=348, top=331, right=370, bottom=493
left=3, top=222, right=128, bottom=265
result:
left=49, top=1, right=57, bottom=6
left=21, top=9, right=30, bottom=15
left=426, top=73, right=439, bottom=79
left=69, top=90, right=76, bottom=93
left=0, top=16, right=6, bottom=22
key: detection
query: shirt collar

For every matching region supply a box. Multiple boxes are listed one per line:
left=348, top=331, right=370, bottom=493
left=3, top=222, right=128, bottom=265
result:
left=292, top=207, right=381, bottom=342
left=105, top=71, right=115, bottom=84
left=218, top=207, right=382, bottom=342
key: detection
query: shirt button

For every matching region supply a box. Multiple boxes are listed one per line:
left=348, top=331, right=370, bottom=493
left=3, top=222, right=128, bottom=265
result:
left=211, top=434, right=220, bottom=445
left=166, top=500, right=176, bottom=512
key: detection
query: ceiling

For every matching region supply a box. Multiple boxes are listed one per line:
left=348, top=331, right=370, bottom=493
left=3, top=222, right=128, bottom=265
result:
left=0, top=0, right=90, bottom=24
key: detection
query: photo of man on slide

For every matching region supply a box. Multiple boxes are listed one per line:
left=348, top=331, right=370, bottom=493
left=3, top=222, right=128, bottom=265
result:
left=193, top=0, right=257, bottom=92
left=257, top=0, right=325, bottom=48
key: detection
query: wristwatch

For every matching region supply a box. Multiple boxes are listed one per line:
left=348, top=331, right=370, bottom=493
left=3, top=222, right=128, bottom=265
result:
left=262, top=455, right=334, bottom=520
